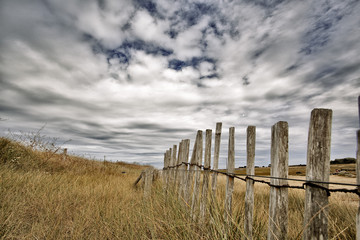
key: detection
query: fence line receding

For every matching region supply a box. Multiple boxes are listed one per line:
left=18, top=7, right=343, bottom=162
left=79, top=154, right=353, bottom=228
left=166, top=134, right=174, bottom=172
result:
left=136, top=107, right=360, bottom=240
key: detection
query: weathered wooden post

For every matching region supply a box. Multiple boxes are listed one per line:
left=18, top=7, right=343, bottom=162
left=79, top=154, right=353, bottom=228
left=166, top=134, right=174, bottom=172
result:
left=163, top=151, right=168, bottom=184
left=177, top=141, right=185, bottom=197
left=245, top=126, right=256, bottom=239
left=358, top=95, right=360, bottom=127
left=63, top=148, right=68, bottom=161
left=134, top=170, right=145, bottom=187
left=303, top=109, right=332, bottom=240
left=211, top=123, right=222, bottom=198
left=186, top=131, right=201, bottom=204
left=200, top=129, right=212, bottom=223
left=224, top=127, right=235, bottom=223
left=171, top=144, right=177, bottom=185
left=179, top=139, right=190, bottom=200
left=174, top=140, right=183, bottom=188
left=356, top=130, right=360, bottom=240
left=144, top=167, right=154, bottom=199
left=191, top=131, right=203, bottom=219
left=166, top=148, right=172, bottom=188
left=268, top=121, right=288, bottom=240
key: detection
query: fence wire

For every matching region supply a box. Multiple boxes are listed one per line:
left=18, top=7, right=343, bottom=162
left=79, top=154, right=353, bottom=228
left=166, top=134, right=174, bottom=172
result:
left=163, top=162, right=360, bottom=197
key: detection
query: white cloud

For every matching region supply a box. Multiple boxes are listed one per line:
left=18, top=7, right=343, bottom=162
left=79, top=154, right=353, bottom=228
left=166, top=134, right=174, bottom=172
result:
left=131, top=10, right=170, bottom=44
left=1, top=0, right=358, bottom=167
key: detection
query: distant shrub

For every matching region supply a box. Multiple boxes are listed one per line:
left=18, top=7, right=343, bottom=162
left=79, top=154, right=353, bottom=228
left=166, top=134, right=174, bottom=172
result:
left=330, top=158, right=356, bottom=164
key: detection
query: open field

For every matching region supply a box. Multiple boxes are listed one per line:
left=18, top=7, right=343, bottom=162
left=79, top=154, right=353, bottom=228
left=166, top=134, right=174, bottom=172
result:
left=0, top=137, right=358, bottom=239
left=234, top=163, right=356, bottom=177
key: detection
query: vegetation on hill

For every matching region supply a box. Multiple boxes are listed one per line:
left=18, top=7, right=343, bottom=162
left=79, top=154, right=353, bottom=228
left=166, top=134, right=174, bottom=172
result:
left=330, top=157, right=356, bottom=164
left=0, top=136, right=357, bottom=239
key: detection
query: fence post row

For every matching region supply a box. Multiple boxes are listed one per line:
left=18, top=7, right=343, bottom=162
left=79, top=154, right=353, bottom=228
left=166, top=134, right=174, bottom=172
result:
left=303, top=109, right=332, bottom=240
left=268, top=121, right=289, bottom=240
left=244, top=126, right=256, bottom=240
left=154, top=107, right=359, bottom=239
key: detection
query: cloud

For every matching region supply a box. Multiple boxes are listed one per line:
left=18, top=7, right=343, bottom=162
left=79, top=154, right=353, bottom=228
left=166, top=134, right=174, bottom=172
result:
left=0, top=0, right=359, bottom=168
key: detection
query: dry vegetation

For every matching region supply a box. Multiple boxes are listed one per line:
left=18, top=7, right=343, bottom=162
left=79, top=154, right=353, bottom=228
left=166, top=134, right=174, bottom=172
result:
left=0, top=136, right=358, bottom=239
left=234, top=164, right=356, bottom=177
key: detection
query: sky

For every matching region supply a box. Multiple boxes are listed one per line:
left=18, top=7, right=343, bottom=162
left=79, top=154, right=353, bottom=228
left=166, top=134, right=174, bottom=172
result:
left=0, top=0, right=359, bottom=169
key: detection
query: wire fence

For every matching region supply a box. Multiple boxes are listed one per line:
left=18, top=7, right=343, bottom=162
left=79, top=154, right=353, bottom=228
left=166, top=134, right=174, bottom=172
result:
left=163, top=162, right=360, bottom=196
left=138, top=107, right=360, bottom=239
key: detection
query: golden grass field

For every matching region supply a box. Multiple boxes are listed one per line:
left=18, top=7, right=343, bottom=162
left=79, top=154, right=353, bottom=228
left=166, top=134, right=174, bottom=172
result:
left=0, top=137, right=358, bottom=239
left=234, top=163, right=356, bottom=177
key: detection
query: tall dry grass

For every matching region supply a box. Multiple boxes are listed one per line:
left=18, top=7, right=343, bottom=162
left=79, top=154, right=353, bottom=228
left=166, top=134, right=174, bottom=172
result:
left=0, top=137, right=358, bottom=239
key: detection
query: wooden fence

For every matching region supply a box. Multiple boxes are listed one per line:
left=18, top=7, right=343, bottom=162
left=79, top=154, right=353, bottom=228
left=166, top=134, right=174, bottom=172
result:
left=137, top=108, right=360, bottom=240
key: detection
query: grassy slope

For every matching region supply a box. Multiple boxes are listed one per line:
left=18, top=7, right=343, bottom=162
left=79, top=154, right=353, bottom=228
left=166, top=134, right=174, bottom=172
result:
left=0, top=137, right=357, bottom=239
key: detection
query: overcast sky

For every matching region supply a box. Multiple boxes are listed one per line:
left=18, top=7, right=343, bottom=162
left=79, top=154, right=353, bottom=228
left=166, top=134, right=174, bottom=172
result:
left=1, top=0, right=359, bottom=168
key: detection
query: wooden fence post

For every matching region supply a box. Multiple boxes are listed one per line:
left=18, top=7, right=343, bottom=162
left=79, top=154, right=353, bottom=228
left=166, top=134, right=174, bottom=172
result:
left=211, top=123, right=222, bottom=198
left=178, top=141, right=185, bottom=197
left=163, top=151, right=168, bottom=184
left=179, top=139, right=190, bottom=200
left=268, top=121, right=288, bottom=240
left=356, top=130, right=360, bottom=240
left=166, top=148, right=172, bottom=188
left=303, top=109, right=332, bottom=240
left=358, top=95, right=360, bottom=127
left=245, top=126, right=256, bottom=239
left=186, top=131, right=201, bottom=204
left=171, top=144, right=177, bottom=185
left=144, top=167, right=154, bottom=199
left=200, top=129, right=212, bottom=223
left=174, top=141, right=183, bottom=188
left=63, top=148, right=67, bottom=161
left=191, top=131, right=203, bottom=219
left=224, top=127, right=235, bottom=223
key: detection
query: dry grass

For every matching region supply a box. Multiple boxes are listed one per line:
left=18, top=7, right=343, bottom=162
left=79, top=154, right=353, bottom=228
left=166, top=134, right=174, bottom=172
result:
left=234, top=163, right=356, bottom=177
left=0, top=137, right=358, bottom=239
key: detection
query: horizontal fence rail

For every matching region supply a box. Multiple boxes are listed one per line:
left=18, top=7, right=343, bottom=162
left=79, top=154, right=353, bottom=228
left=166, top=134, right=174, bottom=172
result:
left=136, top=107, right=360, bottom=240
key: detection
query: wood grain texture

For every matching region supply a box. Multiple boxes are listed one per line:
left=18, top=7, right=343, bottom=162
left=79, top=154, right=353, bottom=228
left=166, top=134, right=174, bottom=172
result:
left=245, top=126, right=256, bottom=240
left=200, top=129, right=212, bottom=223
left=224, top=127, right=235, bottom=223
left=211, top=123, right=222, bottom=198
left=268, top=121, right=288, bottom=240
left=166, top=148, right=172, bottom=189
left=144, top=167, right=154, bottom=199
left=356, top=130, right=360, bottom=240
left=303, top=109, right=332, bottom=240
left=179, top=140, right=190, bottom=200
left=186, top=131, right=201, bottom=204
left=174, top=141, right=183, bottom=188
left=191, top=131, right=203, bottom=219
left=170, top=145, right=177, bottom=185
